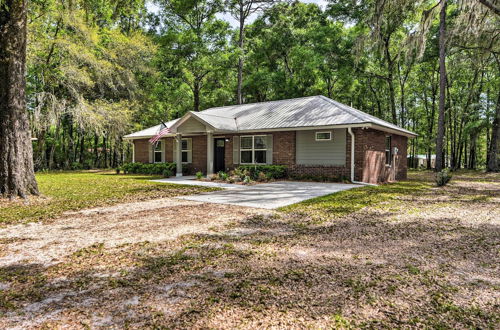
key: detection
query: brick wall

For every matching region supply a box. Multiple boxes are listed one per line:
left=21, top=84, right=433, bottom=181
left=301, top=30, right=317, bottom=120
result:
left=164, top=137, right=174, bottom=162
left=190, top=135, right=207, bottom=174
left=273, top=131, right=296, bottom=165
left=133, top=139, right=150, bottom=163
left=353, top=128, right=407, bottom=183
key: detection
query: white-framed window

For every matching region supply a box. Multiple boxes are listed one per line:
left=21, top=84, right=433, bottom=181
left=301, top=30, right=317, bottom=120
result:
left=385, top=136, right=392, bottom=166
left=154, top=141, right=163, bottom=163
left=181, top=138, right=191, bottom=164
left=315, top=131, right=332, bottom=141
left=240, top=135, right=267, bottom=164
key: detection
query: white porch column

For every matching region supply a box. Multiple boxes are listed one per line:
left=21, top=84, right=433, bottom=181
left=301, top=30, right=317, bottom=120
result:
left=176, top=133, right=182, bottom=177
left=206, top=131, right=214, bottom=176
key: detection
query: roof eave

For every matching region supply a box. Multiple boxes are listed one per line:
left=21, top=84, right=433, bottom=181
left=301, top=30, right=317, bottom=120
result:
left=368, top=123, right=418, bottom=138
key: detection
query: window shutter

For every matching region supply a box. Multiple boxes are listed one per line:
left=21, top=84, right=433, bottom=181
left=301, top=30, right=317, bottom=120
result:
left=148, top=143, right=153, bottom=163
left=266, top=134, right=273, bottom=165
left=187, top=138, right=192, bottom=163
left=233, top=136, right=240, bottom=165
left=161, top=140, right=166, bottom=162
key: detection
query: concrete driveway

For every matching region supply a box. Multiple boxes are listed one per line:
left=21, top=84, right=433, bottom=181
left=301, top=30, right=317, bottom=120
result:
left=154, top=177, right=360, bottom=209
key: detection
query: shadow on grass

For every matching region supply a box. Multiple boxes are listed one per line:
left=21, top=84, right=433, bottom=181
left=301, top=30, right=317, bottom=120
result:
left=1, top=208, right=498, bottom=328
left=1, top=173, right=498, bottom=328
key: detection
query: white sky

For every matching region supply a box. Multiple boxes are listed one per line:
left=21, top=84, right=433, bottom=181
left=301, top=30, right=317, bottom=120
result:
left=146, top=1, right=329, bottom=28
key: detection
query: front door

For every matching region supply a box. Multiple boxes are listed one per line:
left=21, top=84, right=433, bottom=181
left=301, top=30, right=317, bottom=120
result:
left=214, top=138, right=225, bottom=173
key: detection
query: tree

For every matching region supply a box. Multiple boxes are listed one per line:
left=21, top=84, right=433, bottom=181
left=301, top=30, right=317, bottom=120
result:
left=157, top=0, right=230, bottom=112
left=0, top=0, right=39, bottom=198
left=487, top=86, right=500, bottom=171
left=226, top=0, right=277, bottom=104
left=435, top=0, right=447, bottom=171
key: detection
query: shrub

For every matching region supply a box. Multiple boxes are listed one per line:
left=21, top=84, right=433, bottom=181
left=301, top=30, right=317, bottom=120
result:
left=121, top=162, right=176, bottom=176
left=70, top=162, right=83, bottom=170
left=230, top=175, right=242, bottom=183
left=237, top=165, right=287, bottom=180
left=257, top=171, right=267, bottom=182
left=435, top=169, right=452, bottom=186
left=195, top=171, right=204, bottom=179
left=243, top=175, right=252, bottom=184
left=218, top=171, right=229, bottom=181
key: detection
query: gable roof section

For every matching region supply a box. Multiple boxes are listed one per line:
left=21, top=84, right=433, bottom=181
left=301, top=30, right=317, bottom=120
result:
left=124, top=96, right=416, bottom=139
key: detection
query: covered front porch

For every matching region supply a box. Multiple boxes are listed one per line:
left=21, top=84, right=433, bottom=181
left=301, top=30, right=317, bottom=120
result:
left=169, top=111, right=237, bottom=177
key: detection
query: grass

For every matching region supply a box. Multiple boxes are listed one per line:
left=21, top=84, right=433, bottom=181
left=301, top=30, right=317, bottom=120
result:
left=280, top=177, right=431, bottom=220
left=0, top=171, right=217, bottom=225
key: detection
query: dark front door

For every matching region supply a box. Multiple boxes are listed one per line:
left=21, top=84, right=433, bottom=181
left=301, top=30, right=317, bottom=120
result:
left=214, top=138, right=225, bottom=173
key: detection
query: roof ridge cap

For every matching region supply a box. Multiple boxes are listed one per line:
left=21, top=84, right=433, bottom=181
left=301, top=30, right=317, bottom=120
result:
left=202, top=95, right=319, bottom=112
left=318, top=95, right=368, bottom=122
left=195, top=112, right=235, bottom=119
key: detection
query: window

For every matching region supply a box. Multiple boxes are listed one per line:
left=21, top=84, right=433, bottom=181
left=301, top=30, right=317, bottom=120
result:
left=181, top=138, right=191, bottom=163
left=385, top=136, right=392, bottom=166
left=240, top=135, right=267, bottom=164
left=315, top=131, right=332, bottom=141
left=154, top=141, right=163, bottom=163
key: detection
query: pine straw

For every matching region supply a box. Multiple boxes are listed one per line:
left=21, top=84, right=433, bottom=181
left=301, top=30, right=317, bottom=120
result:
left=0, top=170, right=498, bottom=328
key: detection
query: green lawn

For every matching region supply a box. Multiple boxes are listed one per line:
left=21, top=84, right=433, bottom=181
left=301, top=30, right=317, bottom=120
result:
left=280, top=178, right=431, bottom=221
left=0, top=171, right=216, bottom=225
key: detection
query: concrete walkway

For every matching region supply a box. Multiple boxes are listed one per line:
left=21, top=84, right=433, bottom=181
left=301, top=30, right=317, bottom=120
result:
left=154, top=177, right=360, bottom=209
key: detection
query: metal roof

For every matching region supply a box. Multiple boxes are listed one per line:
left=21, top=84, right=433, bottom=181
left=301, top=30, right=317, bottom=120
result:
left=123, top=119, right=179, bottom=139
left=125, top=96, right=416, bottom=138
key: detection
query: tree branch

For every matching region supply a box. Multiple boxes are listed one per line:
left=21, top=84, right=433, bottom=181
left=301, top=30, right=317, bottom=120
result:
left=478, top=0, right=500, bottom=16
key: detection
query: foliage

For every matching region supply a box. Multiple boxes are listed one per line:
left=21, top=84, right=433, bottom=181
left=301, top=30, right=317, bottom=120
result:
left=195, top=171, right=204, bottom=179
left=0, top=171, right=216, bottom=225
left=217, top=171, right=229, bottom=181
left=435, top=168, right=453, bottom=186
left=22, top=0, right=500, bottom=172
left=243, top=175, right=252, bottom=184
left=121, top=162, right=176, bottom=176
left=289, top=173, right=349, bottom=183
left=238, top=165, right=287, bottom=180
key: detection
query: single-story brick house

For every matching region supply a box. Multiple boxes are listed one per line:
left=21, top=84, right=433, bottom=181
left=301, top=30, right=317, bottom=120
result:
left=124, top=95, right=416, bottom=184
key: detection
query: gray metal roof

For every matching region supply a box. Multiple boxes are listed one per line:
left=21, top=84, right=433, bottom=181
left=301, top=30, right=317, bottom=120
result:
left=125, top=95, right=416, bottom=138
left=123, top=119, right=179, bottom=139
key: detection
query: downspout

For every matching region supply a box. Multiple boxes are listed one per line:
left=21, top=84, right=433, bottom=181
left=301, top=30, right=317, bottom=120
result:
left=348, top=127, right=355, bottom=183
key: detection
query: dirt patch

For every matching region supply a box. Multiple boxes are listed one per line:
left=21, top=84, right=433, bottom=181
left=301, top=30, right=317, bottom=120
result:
left=0, top=198, right=271, bottom=267
left=0, top=172, right=498, bottom=328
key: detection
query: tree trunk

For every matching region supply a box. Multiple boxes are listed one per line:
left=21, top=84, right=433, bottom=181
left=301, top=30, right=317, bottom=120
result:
left=193, top=81, right=200, bottom=112
left=435, top=0, right=447, bottom=172
left=487, top=90, right=500, bottom=171
left=0, top=0, right=39, bottom=198
left=237, top=5, right=245, bottom=105
left=384, top=39, right=398, bottom=125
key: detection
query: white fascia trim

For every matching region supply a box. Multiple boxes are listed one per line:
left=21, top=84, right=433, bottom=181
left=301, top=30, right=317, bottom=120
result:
left=368, top=124, right=417, bottom=138
left=233, top=123, right=371, bottom=134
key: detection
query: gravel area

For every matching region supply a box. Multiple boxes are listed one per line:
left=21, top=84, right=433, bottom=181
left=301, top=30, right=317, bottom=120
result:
left=0, top=198, right=270, bottom=267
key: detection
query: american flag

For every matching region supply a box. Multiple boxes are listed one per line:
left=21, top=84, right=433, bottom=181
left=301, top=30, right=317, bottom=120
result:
left=149, top=123, right=171, bottom=144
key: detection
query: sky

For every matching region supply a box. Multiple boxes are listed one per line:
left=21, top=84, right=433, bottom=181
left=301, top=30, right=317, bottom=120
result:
left=146, top=1, right=329, bottom=28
